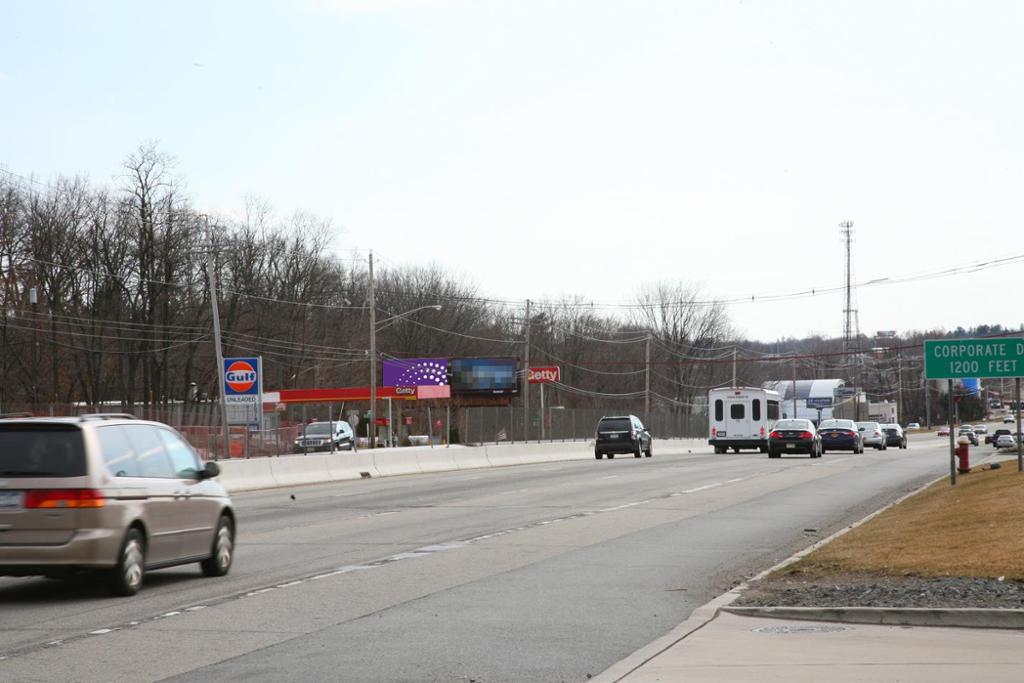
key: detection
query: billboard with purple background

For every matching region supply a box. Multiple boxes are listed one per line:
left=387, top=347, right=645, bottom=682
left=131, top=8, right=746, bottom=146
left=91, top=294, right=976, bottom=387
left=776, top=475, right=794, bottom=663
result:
left=382, top=358, right=449, bottom=387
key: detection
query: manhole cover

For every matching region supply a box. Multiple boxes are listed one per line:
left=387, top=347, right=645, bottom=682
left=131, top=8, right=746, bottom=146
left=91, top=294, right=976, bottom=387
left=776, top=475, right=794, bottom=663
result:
left=753, top=624, right=851, bottom=635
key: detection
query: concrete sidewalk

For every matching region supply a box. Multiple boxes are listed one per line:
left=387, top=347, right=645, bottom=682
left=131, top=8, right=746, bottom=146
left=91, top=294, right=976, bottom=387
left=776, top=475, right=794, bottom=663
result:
left=597, top=610, right=1024, bottom=682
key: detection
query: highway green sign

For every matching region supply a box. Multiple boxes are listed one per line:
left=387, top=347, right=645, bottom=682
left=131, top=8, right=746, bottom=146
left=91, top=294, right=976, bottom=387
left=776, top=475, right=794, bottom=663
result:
left=924, top=338, right=1024, bottom=379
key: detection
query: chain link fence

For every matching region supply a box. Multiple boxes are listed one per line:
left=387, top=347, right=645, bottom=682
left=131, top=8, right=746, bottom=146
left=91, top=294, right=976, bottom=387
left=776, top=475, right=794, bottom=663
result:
left=455, top=406, right=708, bottom=445
left=2, top=402, right=710, bottom=457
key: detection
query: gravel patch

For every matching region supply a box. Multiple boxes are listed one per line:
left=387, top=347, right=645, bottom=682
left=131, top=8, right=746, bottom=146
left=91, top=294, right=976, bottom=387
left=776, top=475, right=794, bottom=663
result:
left=737, top=574, right=1024, bottom=610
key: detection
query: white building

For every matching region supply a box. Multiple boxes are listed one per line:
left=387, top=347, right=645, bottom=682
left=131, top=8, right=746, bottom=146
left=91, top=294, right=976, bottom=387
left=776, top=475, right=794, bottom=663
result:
left=761, top=379, right=847, bottom=421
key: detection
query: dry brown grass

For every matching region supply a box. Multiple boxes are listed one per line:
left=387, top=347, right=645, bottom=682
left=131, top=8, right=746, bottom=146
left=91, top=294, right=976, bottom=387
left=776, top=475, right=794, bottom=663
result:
left=782, top=460, right=1024, bottom=580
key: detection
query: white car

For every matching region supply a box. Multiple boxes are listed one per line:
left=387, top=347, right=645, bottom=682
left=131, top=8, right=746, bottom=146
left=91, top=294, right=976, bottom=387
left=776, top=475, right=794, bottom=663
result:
left=974, top=424, right=988, bottom=435
left=856, top=421, right=887, bottom=450
left=906, top=422, right=921, bottom=430
left=1005, top=415, right=1016, bottom=424
left=995, top=434, right=1017, bottom=449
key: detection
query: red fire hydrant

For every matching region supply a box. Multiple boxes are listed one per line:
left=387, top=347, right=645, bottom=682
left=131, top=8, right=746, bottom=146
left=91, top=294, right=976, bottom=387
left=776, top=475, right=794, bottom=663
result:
left=955, top=436, right=971, bottom=474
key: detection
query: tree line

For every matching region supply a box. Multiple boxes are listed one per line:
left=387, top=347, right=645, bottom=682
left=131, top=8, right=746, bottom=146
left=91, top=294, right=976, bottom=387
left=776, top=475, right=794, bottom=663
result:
left=0, top=145, right=1010, bottom=423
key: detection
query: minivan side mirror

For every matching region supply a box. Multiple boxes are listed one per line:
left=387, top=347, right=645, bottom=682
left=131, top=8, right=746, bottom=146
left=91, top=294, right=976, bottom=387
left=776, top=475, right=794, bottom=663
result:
left=198, top=461, right=221, bottom=479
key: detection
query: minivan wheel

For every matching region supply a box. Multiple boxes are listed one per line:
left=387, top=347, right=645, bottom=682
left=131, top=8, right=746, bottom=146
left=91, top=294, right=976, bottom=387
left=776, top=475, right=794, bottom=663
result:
left=108, top=528, right=145, bottom=597
left=645, top=443, right=653, bottom=457
left=201, top=515, right=235, bottom=577
left=595, top=451, right=603, bottom=460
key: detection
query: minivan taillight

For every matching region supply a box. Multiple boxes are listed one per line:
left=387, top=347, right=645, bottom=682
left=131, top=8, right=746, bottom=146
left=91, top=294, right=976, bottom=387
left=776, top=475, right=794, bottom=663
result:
left=24, top=489, right=105, bottom=509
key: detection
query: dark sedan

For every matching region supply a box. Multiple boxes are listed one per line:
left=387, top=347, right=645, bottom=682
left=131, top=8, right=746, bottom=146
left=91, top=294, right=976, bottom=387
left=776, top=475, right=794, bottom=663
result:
left=594, top=415, right=653, bottom=459
left=817, top=418, right=864, bottom=454
left=768, top=419, right=822, bottom=458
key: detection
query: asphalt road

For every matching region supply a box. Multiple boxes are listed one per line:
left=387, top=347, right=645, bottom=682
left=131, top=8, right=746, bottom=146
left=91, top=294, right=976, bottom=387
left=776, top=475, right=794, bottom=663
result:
left=0, top=430, right=986, bottom=682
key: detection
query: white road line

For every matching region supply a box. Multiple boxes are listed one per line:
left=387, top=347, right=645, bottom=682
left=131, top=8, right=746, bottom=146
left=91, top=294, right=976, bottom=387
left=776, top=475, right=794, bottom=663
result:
left=682, top=483, right=723, bottom=494
left=599, top=475, right=619, bottom=480
left=0, top=468, right=763, bottom=663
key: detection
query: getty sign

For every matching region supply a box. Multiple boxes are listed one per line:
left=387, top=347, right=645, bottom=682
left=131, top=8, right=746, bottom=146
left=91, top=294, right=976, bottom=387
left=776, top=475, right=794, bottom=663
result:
left=924, top=338, right=1024, bottom=379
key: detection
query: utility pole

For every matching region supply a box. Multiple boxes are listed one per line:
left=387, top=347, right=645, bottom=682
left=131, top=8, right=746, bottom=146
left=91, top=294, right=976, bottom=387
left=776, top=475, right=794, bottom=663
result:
left=368, top=251, right=377, bottom=449
left=644, top=334, right=651, bottom=417
left=30, top=285, right=38, bottom=408
left=732, top=347, right=737, bottom=387
left=896, top=352, right=904, bottom=425
left=523, top=299, right=530, bottom=442
left=924, top=374, right=931, bottom=429
left=206, top=257, right=230, bottom=460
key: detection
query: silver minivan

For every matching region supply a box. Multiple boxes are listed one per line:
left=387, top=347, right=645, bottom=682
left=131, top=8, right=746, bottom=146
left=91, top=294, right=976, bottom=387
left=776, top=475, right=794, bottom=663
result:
left=0, top=415, right=235, bottom=596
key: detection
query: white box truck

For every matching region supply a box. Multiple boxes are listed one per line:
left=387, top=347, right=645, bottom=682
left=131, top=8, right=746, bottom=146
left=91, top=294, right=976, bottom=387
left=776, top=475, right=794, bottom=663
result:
left=708, top=386, right=781, bottom=454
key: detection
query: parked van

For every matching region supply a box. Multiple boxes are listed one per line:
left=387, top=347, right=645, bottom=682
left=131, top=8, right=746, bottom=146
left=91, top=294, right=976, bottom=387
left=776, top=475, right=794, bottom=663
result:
left=708, top=387, right=781, bottom=453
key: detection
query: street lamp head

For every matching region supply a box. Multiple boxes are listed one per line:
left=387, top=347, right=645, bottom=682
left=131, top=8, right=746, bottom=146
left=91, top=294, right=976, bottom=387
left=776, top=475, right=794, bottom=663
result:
left=431, top=305, right=442, bottom=311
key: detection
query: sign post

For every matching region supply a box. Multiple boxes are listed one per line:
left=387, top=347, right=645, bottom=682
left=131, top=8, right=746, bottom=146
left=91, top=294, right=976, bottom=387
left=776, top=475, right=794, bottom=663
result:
left=528, top=367, right=560, bottom=443
left=1017, top=378, right=1022, bottom=473
left=924, top=338, right=1024, bottom=482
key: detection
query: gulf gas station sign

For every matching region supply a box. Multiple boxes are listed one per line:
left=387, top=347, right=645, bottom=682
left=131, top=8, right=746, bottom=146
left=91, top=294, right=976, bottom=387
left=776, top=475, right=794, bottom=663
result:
left=223, top=357, right=262, bottom=426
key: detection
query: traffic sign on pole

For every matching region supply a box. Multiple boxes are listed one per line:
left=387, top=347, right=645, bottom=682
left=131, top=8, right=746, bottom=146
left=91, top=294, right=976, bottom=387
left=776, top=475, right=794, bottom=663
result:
left=923, top=338, right=1024, bottom=379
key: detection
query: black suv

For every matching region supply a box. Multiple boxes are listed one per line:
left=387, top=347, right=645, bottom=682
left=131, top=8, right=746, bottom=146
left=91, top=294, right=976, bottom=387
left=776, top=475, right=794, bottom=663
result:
left=595, top=415, right=652, bottom=459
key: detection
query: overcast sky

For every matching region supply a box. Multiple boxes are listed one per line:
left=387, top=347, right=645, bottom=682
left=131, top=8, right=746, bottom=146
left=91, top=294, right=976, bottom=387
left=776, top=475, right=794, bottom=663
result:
left=2, top=0, right=1022, bottom=342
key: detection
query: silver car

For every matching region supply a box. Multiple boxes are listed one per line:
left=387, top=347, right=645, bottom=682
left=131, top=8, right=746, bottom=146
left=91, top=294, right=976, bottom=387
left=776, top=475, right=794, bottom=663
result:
left=995, top=434, right=1017, bottom=449
left=0, top=415, right=235, bottom=596
left=856, top=421, right=887, bottom=450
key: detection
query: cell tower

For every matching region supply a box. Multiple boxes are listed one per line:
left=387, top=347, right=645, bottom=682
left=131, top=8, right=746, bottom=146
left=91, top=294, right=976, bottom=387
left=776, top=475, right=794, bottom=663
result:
left=839, top=221, right=857, bottom=353
left=840, top=220, right=863, bottom=419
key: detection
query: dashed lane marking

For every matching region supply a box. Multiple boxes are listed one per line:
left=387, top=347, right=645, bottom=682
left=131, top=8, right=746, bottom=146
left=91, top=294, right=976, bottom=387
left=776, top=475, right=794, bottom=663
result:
left=0, top=471, right=773, bottom=663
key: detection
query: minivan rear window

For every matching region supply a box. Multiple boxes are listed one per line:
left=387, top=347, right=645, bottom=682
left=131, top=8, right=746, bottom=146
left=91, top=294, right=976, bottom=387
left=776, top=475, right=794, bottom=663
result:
left=599, top=418, right=630, bottom=432
left=0, top=425, right=86, bottom=477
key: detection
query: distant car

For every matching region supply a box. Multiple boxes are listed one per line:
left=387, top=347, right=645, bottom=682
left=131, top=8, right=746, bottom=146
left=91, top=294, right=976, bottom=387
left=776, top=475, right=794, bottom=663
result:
left=995, top=434, right=1017, bottom=449
left=906, top=422, right=921, bottom=431
left=1005, top=415, right=1017, bottom=424
left=817, top=418, right=863, bottom=454
left=0, top=415, right=235, bottom=596
left=881, top=423, right=907, bottom=449
left=595, top=415, right=652, bottom=459
left=957, top=428, right=979, bottom=446
left=768, top=419, right=821, bottom=458
left=294, top=421, right=354, bottom=453
left=990, top=428, right=1012, bottom=446
left=973, top=424, right=988, bottom=435
left=937, top=426, right=950, bottom=436
left=856, top=421, right=887, bottom=450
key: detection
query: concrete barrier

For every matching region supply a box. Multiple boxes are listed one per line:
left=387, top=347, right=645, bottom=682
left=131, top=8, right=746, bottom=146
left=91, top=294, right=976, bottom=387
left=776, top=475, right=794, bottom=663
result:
left=215, top=457, right=276, bottom=491
left=269, top=453, right=336, bottom=488
left=326, top=450, right=381, bottom=481
left=371, top=449, right=424, bottom=477
left=217, top=438, right=714, bottom=492
left=413, top=447, right=462, bottom=473
left=482, top=443, right=529, bottom=468
left=449, top=446, right=493, bottom=470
